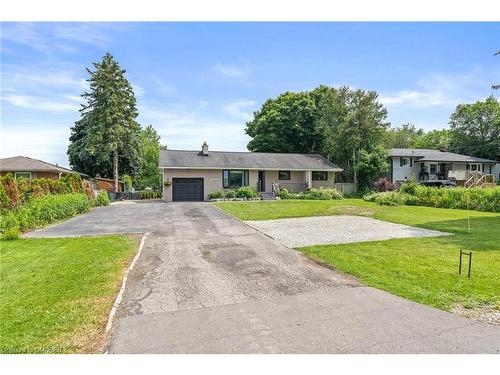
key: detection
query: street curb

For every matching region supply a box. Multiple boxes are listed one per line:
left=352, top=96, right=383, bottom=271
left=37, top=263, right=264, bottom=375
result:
left=105, top=232, right=150, bottom=333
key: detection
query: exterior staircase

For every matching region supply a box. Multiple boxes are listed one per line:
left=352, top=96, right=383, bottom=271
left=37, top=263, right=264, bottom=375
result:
left=260, top=192, right=276, bottom=201
left=464, top=171, right=496, bottom=188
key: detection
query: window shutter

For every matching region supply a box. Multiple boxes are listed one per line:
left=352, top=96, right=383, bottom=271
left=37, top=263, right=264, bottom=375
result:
left=400, top=157, right=403, bottom=167
left=410, top=157, right=413, bottom=167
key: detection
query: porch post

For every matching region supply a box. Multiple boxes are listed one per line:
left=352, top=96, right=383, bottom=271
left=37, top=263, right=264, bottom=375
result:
left=305, top=170, right=312, bottom=190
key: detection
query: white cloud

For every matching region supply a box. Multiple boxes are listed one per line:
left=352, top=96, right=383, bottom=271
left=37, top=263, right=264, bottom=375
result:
left=379, top=90, right=456, bottom=107
left=212, top=62, right=250, bottom=78
left=139, top=104, right=250, bottom=151
left=0, top=126, right=71, bottom=166
left=222, top=100, right=257, bottom=120
left=1, top=71, right=88, bottom=92
left=3, top=94, right=79, bottom=112
left=132, top=84, right=145, bottom=97
left=379, top=71, right=489, bottom=109
left=0, top=23, right=114, bottom=53
left=151, top=77, right=176, bottom=96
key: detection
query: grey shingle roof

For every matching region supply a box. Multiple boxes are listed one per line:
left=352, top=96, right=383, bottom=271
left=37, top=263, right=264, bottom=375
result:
left=159, top=150, right=343, bottom=171
left=0, top=156, right=76, bottom=173
left=389, top=149, right=497, bottom=163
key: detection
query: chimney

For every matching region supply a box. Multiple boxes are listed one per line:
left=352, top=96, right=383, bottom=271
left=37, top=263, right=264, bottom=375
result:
left=201, top=141, right=209, bottom=156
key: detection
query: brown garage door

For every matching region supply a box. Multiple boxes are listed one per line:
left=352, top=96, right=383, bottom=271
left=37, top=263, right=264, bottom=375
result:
left=172, top=178, right=204, bottom=202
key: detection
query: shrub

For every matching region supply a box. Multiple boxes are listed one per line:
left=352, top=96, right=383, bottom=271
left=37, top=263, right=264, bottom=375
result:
left=278, top=187, right=343, bottom=200
left=373, top=177, right=397, bottom=192
left=14, top=193, right=90, bottom=231
left=0, top=211, right=20, bottom=240
left=1, top=173, right=19, bottom=208
left=399, top=176, right=418, bottom=195
left=94, top=190, right=110, bottom=206
left=277, top=188, right=292, bottom=199
left=0, top=183, right=11, bottom=210
left=235, top=186, right=259, bottom=199
left=363, top=191, right=416, bottom=206
left=139, top=190, right=162, bottom=199
left=16, top=177, right=32, bottom=204
left=61, top=173, right=83, bottom=193
left=208, top=190, right=225, bottom=199
left=122, top=175, right=133, bottom=192
left=307, top=188, right=343, bottom=200
left=82, top=180, right=95, bottom=202
left=224, top=190, right=236, bottom=199
left=365, top=186, right=500, bottom=212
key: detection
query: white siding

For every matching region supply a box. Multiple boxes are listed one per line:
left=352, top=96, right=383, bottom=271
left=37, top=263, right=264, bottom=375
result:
left=392, top=157, right=418, bottom=183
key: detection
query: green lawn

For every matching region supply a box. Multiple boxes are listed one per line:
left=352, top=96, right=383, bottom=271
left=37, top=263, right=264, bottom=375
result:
left=215, top=199, right=500, bottom=313
left=0, top=235, right=138, bottom=353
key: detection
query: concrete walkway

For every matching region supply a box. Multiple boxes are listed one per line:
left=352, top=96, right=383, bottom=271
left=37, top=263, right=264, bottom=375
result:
left=26, top=202, right=500, bottom=353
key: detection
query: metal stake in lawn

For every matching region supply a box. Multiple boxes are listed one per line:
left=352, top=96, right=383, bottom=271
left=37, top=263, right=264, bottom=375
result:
left=459, top=249, right=472, bottom=278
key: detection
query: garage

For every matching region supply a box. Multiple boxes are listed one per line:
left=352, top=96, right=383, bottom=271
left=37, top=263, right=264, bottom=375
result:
left=172, top=178, right=204, bottom=202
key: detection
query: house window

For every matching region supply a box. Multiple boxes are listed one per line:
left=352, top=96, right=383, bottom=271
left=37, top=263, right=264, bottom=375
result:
left=14, top=172, right=32, bottom=180
left=222, top=170, right=249, bottom=188
left=278, top=171, right=290, bottom=180
left=312, top=171, right=328, bottom=181
left=468, top=163, right=481, bottom=172
left=429, top=163, right=437, bottom=175
left=400, top=157, right=411, bottom=167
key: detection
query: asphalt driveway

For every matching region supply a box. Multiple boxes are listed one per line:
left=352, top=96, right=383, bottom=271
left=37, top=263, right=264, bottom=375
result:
left=25, top=202, right=500, bottom=353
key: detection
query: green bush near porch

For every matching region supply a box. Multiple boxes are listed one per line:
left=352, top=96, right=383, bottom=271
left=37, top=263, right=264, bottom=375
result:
left=278, top=187, right=344, bottom=200
left=208, top=186, right=259, bottom=200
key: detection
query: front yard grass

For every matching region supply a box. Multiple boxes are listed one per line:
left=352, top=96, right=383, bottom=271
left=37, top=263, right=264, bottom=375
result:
left=0, top=235, right=138, bottom=353
left=215, top=200, right=500, bottom=316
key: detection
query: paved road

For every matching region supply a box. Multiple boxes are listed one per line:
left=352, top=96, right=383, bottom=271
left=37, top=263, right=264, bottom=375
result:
left=26, top=202, right=500, bottom=353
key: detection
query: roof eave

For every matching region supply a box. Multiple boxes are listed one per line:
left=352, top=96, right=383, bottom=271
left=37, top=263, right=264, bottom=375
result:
left=159, top=166, right=343, bottom=172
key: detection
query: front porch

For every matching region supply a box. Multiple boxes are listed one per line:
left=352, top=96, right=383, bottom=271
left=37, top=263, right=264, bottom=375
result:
left=256, top=170, right=334, bottom=193
left=254, top=169, right=357, bottom=196
left=416, top=161, right=496, bottom=186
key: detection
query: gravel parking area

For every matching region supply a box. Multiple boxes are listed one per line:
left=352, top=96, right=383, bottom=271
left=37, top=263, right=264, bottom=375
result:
left=245, top=215, right=450, bottom=248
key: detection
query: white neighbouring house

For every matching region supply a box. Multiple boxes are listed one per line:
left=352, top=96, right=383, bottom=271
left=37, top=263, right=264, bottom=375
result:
left=389, top=148, right=498, bottom=187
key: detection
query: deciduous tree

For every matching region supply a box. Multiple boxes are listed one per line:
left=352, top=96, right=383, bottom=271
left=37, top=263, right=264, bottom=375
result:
left=449, top=96, right=500, bottom=161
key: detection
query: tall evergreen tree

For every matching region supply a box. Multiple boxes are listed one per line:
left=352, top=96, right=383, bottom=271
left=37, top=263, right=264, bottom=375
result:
left=68, top=53, right=141, bottom=191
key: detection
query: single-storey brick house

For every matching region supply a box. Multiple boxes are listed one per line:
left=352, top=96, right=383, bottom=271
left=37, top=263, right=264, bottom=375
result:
left=0, top=156, right=79, bottom=180
left=159, top=142, right=343, bottom=202
left=389, top=148, right=498, bottom=186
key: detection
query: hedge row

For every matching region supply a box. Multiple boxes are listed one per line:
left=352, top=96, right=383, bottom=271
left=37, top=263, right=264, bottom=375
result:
left=364, top=186, right=500, bottom=212
left=0, top=173, right=84, bottom=209
left=139, top=190, right=162, bottom=200
left=0, top=193, right=91, bottom=239
left=208, top=186, right=260, bottom=200
left=278, top=187, right=344, bottom=200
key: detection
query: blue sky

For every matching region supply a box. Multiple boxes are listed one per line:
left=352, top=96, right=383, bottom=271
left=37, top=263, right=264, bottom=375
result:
left=1, top=22, right=499, bottom=167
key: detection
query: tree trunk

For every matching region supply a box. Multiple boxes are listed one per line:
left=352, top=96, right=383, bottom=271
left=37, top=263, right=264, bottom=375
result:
left=113, top=149, right=119, bottom=193
left=353, top=149, right=358, bottom=185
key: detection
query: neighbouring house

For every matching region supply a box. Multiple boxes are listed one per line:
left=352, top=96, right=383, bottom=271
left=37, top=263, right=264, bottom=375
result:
left=94, top=177, right=125, bottom=192
left=0, top=156, right=84, bottom=180
left=389, top=148, right=498, bottom=187
left=159, top=142, right=346, bottom=202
